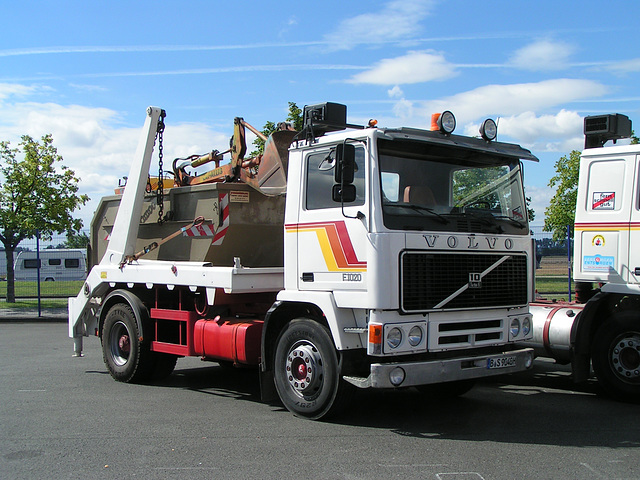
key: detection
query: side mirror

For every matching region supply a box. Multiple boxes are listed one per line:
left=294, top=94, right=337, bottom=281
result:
left=332, top=184, right=357, bottom=203
left=334, top=143, right=355, bottom=184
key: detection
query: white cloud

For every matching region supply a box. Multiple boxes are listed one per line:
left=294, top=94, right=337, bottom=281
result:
left=0, top=83, right=40, bottom=101
left=525, top=184, right=556, bottom=226
left=509, top=39, right=576, bottom=71
left=416, top=78, right=607, bottom=126
left=606, top=57, right=640, bottom=74
left=348, top=50, right=457, bottom=85
left=489, top=110, right=582, bottom=143
left=0, top=99, right=231, bottom=227
left=388, top=85, right=404, bottom=98
left=323, top=0, right=436, bottom=51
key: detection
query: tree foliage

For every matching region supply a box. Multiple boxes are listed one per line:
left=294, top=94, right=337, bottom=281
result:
left=544, top=149, right=581, bottom=241
left=64, top=230, right=90, bottom=248
left=251, top=102, right=303, bottom=156
left=0, top=134, right=89, bottom=302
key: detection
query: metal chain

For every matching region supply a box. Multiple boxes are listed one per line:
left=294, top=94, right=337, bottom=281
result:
left=156, top=114, right=165, bottom=224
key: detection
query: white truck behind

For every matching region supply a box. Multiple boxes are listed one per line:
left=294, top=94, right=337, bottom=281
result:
left=528, top=113, right=640, bottom=401
left=70, top=104, right=537, bottom=419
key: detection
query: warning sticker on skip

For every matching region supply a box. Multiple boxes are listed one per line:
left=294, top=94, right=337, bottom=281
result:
left=592, top=192, right=615, bottom=210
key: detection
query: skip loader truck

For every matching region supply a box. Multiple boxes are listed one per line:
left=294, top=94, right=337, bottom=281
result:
left=69, top=103, right=537, bottom=419
left=527, top=113, right=640, bottom=402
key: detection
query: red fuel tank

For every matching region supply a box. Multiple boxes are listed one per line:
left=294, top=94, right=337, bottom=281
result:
left=193, top=317, right=263, bottom=365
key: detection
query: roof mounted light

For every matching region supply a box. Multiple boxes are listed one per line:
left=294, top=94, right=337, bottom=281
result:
left=480, top=118, right=497, bottom=141
left=437, top=111, right=456, bottom=134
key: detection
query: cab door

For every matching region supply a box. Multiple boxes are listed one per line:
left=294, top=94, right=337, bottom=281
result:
left=576, top=153, right=634, bottom=284
left=626, top=155, right=640, bottom=284
left=294, top=144, right=368, bottom=292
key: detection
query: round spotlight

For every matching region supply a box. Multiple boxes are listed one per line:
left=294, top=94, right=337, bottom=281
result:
left=408, top=325, right=423, bottom=347
left=387, top=327, right=403, bottom=349
left=522, top=316, right=531, bottom=336
left=480, top=118, right=497, bottom=141
left=510, top=318, right=521, bottom=338
left=389, top=367, right=406, bottom=386
left=438, top=111, right=456, bottom=134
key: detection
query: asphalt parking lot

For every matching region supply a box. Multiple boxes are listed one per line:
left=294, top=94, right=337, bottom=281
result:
left=1, top=321, right=639, bottom=480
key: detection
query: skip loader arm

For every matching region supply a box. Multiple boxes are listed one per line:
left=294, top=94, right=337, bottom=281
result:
left=68, top=107, right=165, bottom=352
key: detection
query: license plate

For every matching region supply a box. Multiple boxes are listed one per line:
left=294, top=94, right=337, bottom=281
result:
left=487, top=355, right=517, bottom=369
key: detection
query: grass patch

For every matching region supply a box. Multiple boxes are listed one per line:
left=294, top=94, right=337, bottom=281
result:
left=0, top=280, right=83, bottom=299
left=0, top=298, right=69, bottom=309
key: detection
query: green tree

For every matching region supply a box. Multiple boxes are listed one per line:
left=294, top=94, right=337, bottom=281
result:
left=251, top=102, right=303, bottom=156
left=64, top=230, right=90, bottom=248
left=631, top=129, right=639, bottom=144
left=544, top=150, right=581, bottom=241
left=0, top=134, right=89, bottom=302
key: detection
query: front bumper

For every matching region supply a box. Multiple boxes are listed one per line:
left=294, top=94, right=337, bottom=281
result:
left=344, top=347, right=534, bottom=389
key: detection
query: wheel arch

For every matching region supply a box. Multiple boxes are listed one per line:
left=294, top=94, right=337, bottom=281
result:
left=98, top=288, right=150, bottom=342
left=571, top=291, right=624, bottom=381
left=261, top=301, right=327, bottom=370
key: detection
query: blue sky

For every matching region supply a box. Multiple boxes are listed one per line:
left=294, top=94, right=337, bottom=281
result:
left=1, top=0, right=639, bottom=227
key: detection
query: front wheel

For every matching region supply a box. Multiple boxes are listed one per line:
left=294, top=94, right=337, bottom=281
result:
left=592, top=312, right=640, bottom=402
left=273, top=319, right=352, bottom=420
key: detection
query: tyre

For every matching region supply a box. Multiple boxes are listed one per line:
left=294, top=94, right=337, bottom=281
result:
left=102, top=303, right=153, bottom=383
left=416, top=379, right=476, bottom=399
left=273, top=319, right=352, bottom=419
left=151, top=353, right=178, bottom=380
left=592, top=312, right=640, bottom=402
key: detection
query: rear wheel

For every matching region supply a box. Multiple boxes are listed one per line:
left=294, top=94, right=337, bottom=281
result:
left=273, top=319, right=352, bottom=419
left=102, top=303, right=153, bottom=383
left=151, top=353, right=178, bottom=380
left=592, top=312, right=640, bottom=402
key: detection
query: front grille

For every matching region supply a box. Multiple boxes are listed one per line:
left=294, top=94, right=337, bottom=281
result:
left=401, top=251, right=528, bottom=312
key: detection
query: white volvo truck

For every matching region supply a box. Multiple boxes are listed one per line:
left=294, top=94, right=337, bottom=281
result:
left=528, top=113, right=640, bottom=401
left=70, top=103, right=537, bottom=419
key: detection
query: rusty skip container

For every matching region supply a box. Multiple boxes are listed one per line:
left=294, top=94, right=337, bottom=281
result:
left=90, top=182, right=285, bottom=269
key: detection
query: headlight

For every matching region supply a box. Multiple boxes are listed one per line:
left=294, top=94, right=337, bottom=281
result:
left=510, top=318, right=520, bottom=337
left=408, top=325, right=423, bottom=347
left=387, top=327, right=403, bottom=349
left=522, top=316, right=531, bottom=336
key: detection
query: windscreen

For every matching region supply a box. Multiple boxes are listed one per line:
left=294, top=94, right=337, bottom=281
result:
left=378, top=138, right=529, bottom=235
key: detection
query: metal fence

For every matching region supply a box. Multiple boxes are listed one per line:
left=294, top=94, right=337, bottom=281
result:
left=2, top=227, right=574, bottom=301
left=0, top=230, right=90, bottom=300
left=531, top=225, right=573, bottom=301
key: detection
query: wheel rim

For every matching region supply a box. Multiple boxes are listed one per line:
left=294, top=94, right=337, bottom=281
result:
left=610, top=332, right=640, bottom=384
left=108, top=320, right=132, bottom=367
left=285, top=340, right=324, bottom=398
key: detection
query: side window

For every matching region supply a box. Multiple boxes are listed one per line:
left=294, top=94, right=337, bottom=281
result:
left=24, top=259, right=40, bottom=269
left=381, top=172, right=400, bottom=202
left=49, top=258, right=61, bottom=266
left=65, top=258, right=80, bottom=268
left=305, top=146, right=365, bottom=210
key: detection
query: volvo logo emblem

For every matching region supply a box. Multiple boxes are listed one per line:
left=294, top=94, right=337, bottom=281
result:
left=469, top=273, right=482, bottom=288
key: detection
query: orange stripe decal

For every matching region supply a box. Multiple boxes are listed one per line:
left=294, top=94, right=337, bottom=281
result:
left=286, top=221, right=367, bottom=271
